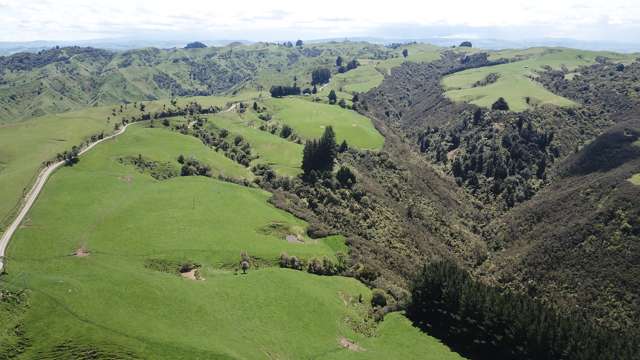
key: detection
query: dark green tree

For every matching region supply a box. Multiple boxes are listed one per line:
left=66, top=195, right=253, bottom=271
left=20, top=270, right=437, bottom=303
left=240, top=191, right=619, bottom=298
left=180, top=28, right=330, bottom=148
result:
left=336, top=166, right=356, bottom=187
left=328, top=90, right=337, bottom=104
left=301, top=126, right=337, bottom=177
left=311, top=68, right=331, bottom=85
left=402, top=49, right=408, bottom=58
left=492, top=97, right=510, bottom=111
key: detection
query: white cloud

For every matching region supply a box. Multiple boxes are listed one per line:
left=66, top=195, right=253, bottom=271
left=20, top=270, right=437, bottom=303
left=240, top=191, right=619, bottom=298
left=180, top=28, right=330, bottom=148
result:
left=0, top=0, right=638, bottom=42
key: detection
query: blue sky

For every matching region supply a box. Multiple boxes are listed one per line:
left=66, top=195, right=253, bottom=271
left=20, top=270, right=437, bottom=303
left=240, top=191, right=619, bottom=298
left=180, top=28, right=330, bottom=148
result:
left=1, top=0, right=639, bottom=43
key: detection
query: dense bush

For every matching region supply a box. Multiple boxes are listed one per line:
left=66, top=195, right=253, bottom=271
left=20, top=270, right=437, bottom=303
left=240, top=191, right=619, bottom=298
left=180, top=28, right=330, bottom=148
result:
left=178, top=156, right=212, bottom=177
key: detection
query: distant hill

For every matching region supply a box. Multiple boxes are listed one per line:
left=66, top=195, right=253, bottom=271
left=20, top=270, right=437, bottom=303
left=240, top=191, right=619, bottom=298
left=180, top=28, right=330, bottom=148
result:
left=0, top=41, right=398, bottom=122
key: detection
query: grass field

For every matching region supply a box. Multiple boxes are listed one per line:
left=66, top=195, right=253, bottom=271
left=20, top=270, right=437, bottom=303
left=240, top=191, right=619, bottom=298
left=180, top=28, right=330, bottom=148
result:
left=629, top=173, right=640, bottom=186
left=0, top=122, right=462, bottom=359
left=442, top=48, right=638, bottom=112
left=264, top=97, right=385, bottom=150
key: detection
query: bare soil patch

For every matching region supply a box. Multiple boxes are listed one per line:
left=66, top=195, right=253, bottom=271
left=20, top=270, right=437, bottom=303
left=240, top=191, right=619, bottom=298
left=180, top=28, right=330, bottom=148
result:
left=74, top=246, right=90, bottom=257
left=180, top=268, right=203, bottom=281
left=339, top=337, right=364, bottom=352
left=286, top=234, right=304, bottom=244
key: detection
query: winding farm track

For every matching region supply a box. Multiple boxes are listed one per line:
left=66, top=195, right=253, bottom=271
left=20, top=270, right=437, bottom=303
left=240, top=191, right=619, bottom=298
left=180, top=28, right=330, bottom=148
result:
left=0, top=102, right=241, bottom=272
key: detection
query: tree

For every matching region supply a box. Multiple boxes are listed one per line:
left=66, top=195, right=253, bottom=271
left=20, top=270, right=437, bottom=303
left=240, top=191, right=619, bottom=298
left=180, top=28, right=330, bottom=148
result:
left=492, top=97, right=510, bottom=111
left=402, top=49, right=408, bottom=58
left=252, top=101, right=258, bottom=111
left=295, top=39, right=303, bottom=47
left=459, top=41, right=473, bottom=47
left=240, top=260, right=249, bottom=274
left=338, top=99, right=347, bottom=108
left=240, top=252, right=250, bottom=274
left=311, top=68, right=331, bottom=86
left=328, top=90, right=337, bottom=104
left=338, top=140, right=349, bottom=153
left=336, top=56, right=343, bottom=67
left=312, top=85, right=318, bottom=94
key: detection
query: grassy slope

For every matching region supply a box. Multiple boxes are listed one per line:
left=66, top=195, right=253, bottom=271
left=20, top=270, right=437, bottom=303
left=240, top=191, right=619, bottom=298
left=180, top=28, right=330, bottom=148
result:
left=201, top=111, right=304, bottom=177
left=265, top=98, right=385, bottom=150
left=0, top=93, right=258, bottom=231
left=442, top=48, right=637, bottom=111
left=1, top=123, right=462, bottom=359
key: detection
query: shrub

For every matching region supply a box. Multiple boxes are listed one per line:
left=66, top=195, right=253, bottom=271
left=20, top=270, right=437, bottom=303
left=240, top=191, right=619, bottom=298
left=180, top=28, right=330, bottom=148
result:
left=280, top=125, right=293, bottom=138
left=371, top=289, right=387, bottom=307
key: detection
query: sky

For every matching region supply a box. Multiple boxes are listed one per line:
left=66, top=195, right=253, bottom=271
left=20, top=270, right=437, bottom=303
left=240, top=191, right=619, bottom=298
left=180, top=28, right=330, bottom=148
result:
left=1, top=0, right=639, bottom=43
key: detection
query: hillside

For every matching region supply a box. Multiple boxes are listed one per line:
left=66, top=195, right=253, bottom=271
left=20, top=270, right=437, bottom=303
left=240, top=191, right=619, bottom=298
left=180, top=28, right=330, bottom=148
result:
left=0, top=42, right=414, bottom=123
left=0, top=119, right=463, bottom=359
left=2, top=39, right=640, bottom=358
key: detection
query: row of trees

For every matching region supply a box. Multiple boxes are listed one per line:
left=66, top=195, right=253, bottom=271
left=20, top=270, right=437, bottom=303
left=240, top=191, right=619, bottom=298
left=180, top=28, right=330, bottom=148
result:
left=269, top=85, right=301, bottom=98
left=408, top=260, right=639, bottom=360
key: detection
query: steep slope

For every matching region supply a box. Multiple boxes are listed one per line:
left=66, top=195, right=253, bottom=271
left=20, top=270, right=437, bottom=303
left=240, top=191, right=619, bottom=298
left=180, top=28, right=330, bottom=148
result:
left=483, top=121, right=640, bottom=332
left=361, top=47, right=640, bottom=335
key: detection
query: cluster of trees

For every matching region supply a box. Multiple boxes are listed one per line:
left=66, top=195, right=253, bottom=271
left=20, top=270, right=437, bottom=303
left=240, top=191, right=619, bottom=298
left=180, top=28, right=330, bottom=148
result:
left=184, top=41, right=207, bottom=49
left=408, top=260, right=639, bottom=360
left=311, top=68, right=331, bottom=86
left=335, top=56, right=359, bottom=73
left=459, top=41, right=473, bottom=47
left=279, top=252, right=347, bottom=276
left=302, top=126, right=337, bottom=178
left=269, top=85, right=301, bottom=97
left=177, top=155, right=212, bottom=177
